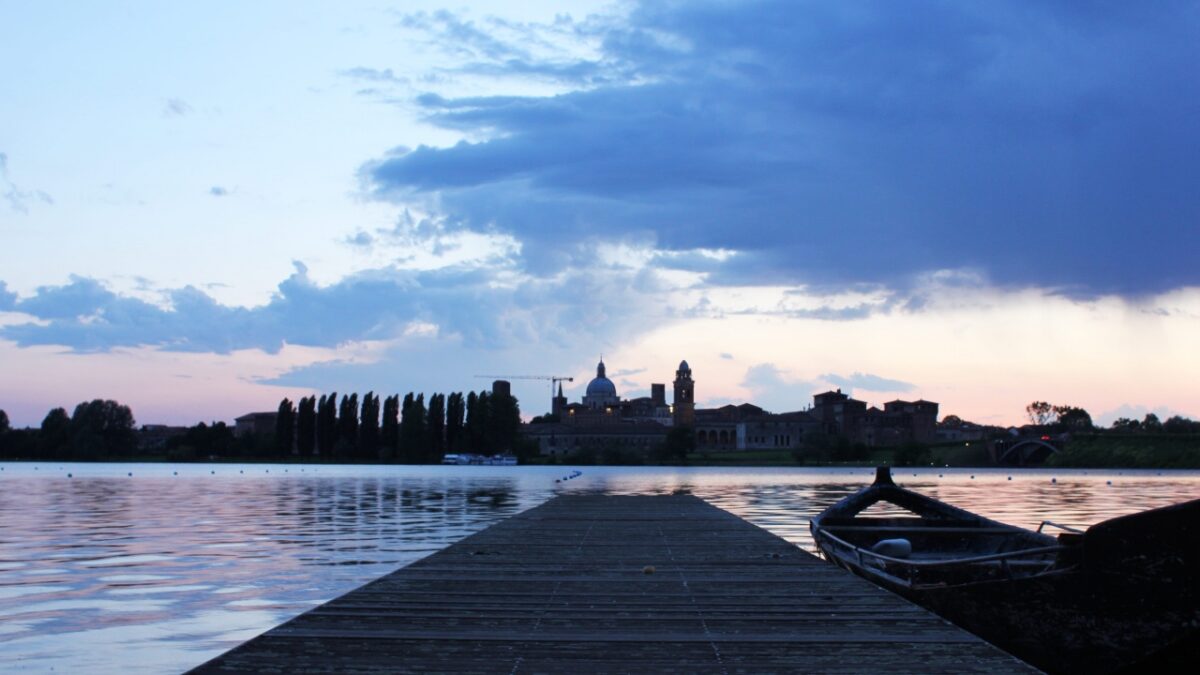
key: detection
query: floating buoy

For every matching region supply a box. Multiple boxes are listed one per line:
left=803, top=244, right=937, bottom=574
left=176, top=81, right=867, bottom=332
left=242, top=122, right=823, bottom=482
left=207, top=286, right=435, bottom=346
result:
left=1051, top=478, right=1057, bottom=484
left=1107, top=480, right=1112, bottom=485
left=211, top=470, right=215, bottom=475
left=127, top=472, right=132, bottom=477
left=642, top=565, right=656, bottom=575
left=67, top=473, right=72, bottom=478
left=1007, top=476, right=1012, bottom=480
left=239, top=470, right=243, bottom=474
left=173, top=471, right=177, bottom=476
left=970, top=475, right=975, bottom=479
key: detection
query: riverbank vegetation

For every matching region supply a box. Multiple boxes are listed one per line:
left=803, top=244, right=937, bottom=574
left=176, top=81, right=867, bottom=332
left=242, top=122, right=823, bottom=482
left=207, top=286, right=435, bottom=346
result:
left=1046, top=434, right=1200, bottom=469
left=2, top=399, right=1198, bottom=469
left=0, top=391, right=528, bottom=463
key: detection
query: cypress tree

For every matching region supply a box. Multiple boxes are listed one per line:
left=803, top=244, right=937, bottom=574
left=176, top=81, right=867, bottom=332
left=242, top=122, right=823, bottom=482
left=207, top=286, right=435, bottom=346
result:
left=296, top=396, right=316, bottom=456
left=275, top=398, right=296, bottom=456
left=359, top=391, right=380, bottom=460
left=317, top=392, right=337, bottom=457
left=426, top=393, right=445, bottom=460
left=381, top=394, right=399, bottom=461
left=337, top=394, right=359, bottom=459
left=466, top=390, right=491, bottom=453
left=399, top=392, right=427, bottom=463
left=445, top=392, right=464, bottom=453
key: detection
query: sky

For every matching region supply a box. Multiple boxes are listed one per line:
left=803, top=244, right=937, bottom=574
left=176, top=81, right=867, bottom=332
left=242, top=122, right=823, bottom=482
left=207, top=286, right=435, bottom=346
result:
left=1, top=0, right=1198, bottom=428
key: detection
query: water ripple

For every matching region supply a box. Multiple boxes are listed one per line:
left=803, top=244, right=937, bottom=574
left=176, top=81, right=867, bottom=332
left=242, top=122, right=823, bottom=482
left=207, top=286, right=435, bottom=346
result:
left=0, top=463, right=1196, bottom=673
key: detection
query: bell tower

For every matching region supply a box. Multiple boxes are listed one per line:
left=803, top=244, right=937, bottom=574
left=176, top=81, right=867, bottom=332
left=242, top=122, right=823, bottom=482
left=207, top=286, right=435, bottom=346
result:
left=673, top=360, right=695, bottom=427
left=552, top=382, right=567, bottom=418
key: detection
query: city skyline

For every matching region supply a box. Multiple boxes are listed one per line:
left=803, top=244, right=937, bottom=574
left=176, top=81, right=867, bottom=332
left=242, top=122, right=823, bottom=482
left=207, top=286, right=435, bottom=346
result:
left=2, top=1, right=1198, bottom=428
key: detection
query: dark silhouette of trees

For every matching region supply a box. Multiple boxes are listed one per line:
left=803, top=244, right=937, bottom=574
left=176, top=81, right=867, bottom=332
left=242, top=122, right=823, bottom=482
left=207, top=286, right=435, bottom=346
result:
left=1054, top=406, right=1092, bottom=431
left=1025, top=401, right=1054, bottom=426
left=486, top=389, right=520, bottom=453
left=445, top=392, right=464, bottom=453
left=359, top=391, right=380, bottom=459
left=427, top=393, right=445, bottom=459
left=40, top=407, right=70, bottom=456
left=275, top=398, right=296, bottom=456
left=1111, top=417, right=1139, bottom=431
left=69, top=399, right=136, bottom=459
left=336, top=394, right=358, bottom=459
left=317, top=392, right=337, bottom=457
left=381, top=394, right=399, bottom=460
left=659, top=426, right=695, bottom=462
left=0, top=409, right=9, bottom=456
left=400, top=393, right=426, bottom=462
left=296, top=396, right=316, bottom=456
left=1164, top=415, right=1200, bottom=434
left=1025, top=402, right=1093, bottom=431
left=465, top=391, right=487, bottom=453
left=1112, top=413, right=1200, bottom=434
left=167, top=421, right=235, bottom=459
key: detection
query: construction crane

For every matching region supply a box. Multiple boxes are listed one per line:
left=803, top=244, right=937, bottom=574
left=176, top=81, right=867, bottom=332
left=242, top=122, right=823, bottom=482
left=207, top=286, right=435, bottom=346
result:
left=474, top=374, right=574, bottom=413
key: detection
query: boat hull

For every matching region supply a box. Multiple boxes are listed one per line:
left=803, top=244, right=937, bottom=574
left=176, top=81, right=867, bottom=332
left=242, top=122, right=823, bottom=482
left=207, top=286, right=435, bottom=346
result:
left=811, top=469, right=1200, bottom=674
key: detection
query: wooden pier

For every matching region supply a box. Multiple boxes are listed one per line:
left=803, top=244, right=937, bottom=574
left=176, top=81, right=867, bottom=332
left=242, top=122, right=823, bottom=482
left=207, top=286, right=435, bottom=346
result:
left=192, top=495, right=1035, bottom=673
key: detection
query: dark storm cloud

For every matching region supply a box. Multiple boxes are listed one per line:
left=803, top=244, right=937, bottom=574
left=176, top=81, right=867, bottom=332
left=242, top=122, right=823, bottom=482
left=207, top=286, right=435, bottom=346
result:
left=367, top=1, right=1200, bottom=294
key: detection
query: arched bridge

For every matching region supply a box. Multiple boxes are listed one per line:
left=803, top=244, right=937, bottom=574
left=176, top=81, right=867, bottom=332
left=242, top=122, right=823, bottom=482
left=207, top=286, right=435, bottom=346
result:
left=994, top=436, right=1065, bottom=466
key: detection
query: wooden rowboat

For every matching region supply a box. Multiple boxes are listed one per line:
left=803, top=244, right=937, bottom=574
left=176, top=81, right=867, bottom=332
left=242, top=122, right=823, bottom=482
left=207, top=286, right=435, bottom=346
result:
left=810, top=467, right=1199, bottom=674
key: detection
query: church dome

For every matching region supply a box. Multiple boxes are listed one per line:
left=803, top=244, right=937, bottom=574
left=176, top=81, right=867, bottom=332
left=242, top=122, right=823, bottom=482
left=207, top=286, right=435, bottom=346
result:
left=585, top=359, right=618, bottom=398
left=586, top=376, right=617, bottom=397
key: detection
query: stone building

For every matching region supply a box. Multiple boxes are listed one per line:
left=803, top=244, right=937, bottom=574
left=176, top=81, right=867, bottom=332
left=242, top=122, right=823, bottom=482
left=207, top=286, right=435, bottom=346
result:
left=810, top=390, right=939, bottom=446
left=523, top=359, right=940, bottom=457
left=234, top=411, right=277, bottom=438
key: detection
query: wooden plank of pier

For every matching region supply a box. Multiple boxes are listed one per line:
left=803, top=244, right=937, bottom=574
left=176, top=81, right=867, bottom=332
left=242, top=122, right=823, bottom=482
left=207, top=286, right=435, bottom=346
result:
left=191, top=494, right=1035, bottom=673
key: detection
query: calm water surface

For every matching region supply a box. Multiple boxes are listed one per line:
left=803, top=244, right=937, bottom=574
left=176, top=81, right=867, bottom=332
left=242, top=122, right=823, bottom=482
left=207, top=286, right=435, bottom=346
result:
left=1, top=463, right=1197, bottom=673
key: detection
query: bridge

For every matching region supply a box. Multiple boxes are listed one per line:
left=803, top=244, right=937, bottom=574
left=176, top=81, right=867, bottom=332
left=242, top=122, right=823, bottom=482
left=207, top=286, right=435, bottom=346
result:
left=993, top=435, right=1066, bottom=465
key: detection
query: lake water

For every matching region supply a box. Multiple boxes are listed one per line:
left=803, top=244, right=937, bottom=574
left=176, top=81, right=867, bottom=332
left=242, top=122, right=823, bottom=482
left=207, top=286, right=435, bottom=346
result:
left=1, top=463, right=1197, bottom=673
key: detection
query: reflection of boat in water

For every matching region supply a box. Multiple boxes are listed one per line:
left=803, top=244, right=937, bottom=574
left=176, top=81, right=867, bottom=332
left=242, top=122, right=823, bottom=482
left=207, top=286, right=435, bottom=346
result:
left=810, top=467, right=1200, bottom=674
left=440, top=453, right=518, bottom=466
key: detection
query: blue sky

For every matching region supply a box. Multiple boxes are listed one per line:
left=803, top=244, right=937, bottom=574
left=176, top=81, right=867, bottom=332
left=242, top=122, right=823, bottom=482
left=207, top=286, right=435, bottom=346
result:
left=1, top=1, right=1198, bottom=427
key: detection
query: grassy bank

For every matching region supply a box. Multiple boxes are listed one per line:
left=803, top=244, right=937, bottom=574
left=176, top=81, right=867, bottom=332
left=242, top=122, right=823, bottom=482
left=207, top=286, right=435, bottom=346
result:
left=1046, top=434, right=1200, bottom=469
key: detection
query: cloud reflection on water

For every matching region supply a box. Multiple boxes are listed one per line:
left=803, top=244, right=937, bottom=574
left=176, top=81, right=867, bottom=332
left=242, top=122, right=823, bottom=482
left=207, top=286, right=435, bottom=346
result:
left=0, top=464, right=1196, bottom=673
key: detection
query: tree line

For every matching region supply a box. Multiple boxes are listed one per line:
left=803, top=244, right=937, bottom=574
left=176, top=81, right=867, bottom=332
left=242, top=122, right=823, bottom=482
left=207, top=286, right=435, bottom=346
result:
left=1023, top=401, right=1200, bottom=434
left=0, top=389, right=523, bottom=463
left=276, top=389, right=521, bottom=462
left=0, top=400, right=138, bottom=460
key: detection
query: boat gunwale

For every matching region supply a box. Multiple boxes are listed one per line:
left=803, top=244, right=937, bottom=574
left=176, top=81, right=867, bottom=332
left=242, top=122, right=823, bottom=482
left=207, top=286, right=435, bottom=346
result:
left=812, top=526, right=1067, bottom=568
